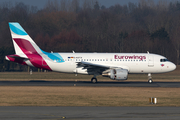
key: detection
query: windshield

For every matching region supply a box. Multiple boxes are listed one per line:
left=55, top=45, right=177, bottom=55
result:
left=160, top=59, right=169, bottom=62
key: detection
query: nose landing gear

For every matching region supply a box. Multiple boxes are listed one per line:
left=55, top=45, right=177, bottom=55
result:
left=148, top=73, right=153, bottom=83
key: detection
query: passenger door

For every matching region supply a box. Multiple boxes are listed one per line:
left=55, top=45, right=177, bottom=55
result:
left=148, top=55, right=154, bottom=67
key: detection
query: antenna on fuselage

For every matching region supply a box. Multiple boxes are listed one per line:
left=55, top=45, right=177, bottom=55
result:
left=72, top=50, right=75, bottom=53
left=147, top=51, right=149, bottom=54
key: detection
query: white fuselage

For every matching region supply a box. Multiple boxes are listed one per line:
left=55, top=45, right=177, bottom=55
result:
left=41, top=53, right=176, bottom=75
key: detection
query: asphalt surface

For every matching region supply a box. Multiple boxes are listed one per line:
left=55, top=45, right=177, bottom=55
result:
left=0, top=80, right=180, bottom=87
left=0, top=106, right=180, bottom=120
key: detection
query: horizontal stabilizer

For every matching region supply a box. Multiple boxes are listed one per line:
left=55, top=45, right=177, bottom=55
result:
left=5, top=54, right=29, bottom=61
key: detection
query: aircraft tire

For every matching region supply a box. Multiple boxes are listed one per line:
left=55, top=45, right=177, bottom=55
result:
left=91, top=78, right=97, bottom=83
left=148, top=79, right=153, bottom=83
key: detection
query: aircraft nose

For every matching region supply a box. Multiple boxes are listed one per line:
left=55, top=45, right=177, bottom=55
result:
left=170, top=63, right=176, bottom=71
left=172, top=63, right=176, bottom=70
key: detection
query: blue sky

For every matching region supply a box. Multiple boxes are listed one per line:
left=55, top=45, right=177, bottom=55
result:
left=0, top=0, right=179, bottom=9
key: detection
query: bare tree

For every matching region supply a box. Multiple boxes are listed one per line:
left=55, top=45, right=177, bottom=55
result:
left=147, top=0, right=155, bottom=8
left=139, top=0, right=147, bottom=8
left=45, top=0, right=59, bottom=12
left=82, top=0, right=96, bottom=10
left=69, top=0, right=80, bottom=13
left=170, top=15, right=180, bottom=65
left=158, top=0, right=168, bottom=11
left=60, top=0, right=67, bottom=11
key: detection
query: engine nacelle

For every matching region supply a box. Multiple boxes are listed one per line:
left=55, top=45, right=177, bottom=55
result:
left=102, top=69, right=128, bottom=80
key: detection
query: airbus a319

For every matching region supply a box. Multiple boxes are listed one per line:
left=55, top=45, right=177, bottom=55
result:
left=5, top=22, right=176, bottom=83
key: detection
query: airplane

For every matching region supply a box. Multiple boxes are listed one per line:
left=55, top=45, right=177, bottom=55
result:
left=5, top=22, right=176, bottom=83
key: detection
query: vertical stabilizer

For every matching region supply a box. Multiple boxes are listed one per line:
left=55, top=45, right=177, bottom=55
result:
left=9, top=22, right=42, bottom=56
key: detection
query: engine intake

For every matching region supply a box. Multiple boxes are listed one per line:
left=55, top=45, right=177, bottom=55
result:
left=102, top=69, right=128, bottom=80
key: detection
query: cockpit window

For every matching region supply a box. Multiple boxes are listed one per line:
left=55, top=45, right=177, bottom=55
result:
left=160, top=59, right=169, bottom=62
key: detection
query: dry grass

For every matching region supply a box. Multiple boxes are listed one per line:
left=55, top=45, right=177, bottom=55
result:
left=0, top=86, right=180, bottom=106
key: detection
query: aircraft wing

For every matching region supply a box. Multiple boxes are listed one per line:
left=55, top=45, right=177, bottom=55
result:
left=76, top=61, right=113, bottom=74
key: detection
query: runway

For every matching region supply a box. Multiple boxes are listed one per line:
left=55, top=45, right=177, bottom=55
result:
left=0, top=106, right=180, bottom=120
left=0, top=80, right=180, bottom=87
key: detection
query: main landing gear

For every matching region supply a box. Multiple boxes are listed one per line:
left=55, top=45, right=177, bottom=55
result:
left=148, top=73, right=153, bottom=83
left=91, top=77, right=97, bottom=83
left=91, top=75, right=98, bottom=83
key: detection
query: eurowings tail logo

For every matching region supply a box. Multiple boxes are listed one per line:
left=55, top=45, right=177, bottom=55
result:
left=8, top=22, right=53, bottom=70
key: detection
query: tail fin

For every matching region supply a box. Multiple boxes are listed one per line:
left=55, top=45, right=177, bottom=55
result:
left=8, top=22, right=52, bottom=70
left=9, top=22, right=42, bottom=56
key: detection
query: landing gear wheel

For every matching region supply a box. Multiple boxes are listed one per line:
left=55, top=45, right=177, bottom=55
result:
left=91, top=78, right=97, bottom=83
left=148, top=73, right=153, bottom=83
left=148, top=79, right=153, bottom=83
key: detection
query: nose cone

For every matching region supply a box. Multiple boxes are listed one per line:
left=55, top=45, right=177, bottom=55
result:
left=171, top=63, right=176, bottom=71
left=168, top=62, right=176, bottom=72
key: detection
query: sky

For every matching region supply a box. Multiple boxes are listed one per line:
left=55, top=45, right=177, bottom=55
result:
left=0, top=0, right=179, bottom=9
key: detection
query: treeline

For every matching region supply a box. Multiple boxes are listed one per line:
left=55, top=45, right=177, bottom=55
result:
left=0, top=0, right=180, bottom=72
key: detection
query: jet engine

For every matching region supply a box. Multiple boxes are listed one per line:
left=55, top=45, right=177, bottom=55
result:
left=102, top=69, right=128, bottom=80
